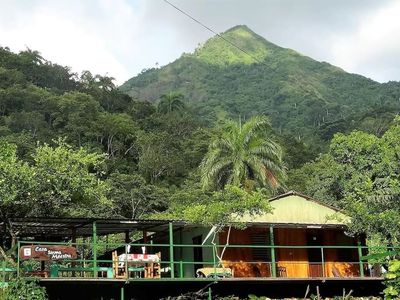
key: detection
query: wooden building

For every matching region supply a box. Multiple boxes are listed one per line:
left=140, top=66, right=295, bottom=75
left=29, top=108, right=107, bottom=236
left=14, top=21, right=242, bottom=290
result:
left=0, top=192, right=383, bottom=299
left=172, top=191, right=364, bottom=279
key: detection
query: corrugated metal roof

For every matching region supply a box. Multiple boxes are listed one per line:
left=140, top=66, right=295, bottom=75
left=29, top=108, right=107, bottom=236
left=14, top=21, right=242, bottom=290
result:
left=237, top=192, right=349, bottom=226
left=2, top=192, right=347, bottom=238
left=5, top=217, right=186, bottom=238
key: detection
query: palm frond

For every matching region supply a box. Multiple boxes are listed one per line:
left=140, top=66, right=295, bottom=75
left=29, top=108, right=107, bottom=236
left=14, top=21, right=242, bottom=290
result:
left=241, top=115, right=272, bottom=146
left=199, top=115, right=285, bottom=191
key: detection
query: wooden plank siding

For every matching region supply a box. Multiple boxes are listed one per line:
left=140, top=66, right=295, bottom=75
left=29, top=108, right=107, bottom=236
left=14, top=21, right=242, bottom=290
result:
left=219, top=228, right=271, bottom=277
left=322, top=229, right=360, bottom=278
left=219, top=227, right=360, bottom=278
left=275, top=228, right=309, bottom=278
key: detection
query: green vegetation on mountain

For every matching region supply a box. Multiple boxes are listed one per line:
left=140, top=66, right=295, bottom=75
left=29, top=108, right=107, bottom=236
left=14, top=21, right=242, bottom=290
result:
left=120, top=25, right=400, bottom=152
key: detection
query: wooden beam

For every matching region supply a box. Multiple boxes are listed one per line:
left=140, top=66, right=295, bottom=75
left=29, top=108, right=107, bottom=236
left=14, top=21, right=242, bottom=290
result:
left=125, top=231, right=130, bottom=244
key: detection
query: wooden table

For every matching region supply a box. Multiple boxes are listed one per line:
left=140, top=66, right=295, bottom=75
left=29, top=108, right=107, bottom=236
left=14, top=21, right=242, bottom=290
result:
left=112, top=251, right=161, bottom=279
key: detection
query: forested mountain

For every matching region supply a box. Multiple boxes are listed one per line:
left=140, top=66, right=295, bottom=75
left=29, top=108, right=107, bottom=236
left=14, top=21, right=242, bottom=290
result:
left=120, top=25, right=400, bottom=146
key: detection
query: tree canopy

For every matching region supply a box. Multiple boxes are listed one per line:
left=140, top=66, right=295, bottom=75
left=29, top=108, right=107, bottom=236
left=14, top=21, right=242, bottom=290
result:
left=200, top=115, right=285, bottom=191
left=288, top=118, right=400, bottom=244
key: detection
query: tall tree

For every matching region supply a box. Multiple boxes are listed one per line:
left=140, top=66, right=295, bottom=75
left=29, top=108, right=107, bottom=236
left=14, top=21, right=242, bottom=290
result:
left=0, top=141, right=34, bottom=220
left=106, top=173, right=169, bottom=219
left=200, top=115, right=285, bottom=191
left=157, top=92, right=185, bottom=114
left=288, top=117, right=400, bottom=244
left=30, top=140, right=111, bottom=217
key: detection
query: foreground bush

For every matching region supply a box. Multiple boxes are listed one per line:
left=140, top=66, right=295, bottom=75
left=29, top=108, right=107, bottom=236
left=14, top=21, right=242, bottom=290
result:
left=384, top=260, right=400, bottom=299
left=2, top=278, right=47, bottom=300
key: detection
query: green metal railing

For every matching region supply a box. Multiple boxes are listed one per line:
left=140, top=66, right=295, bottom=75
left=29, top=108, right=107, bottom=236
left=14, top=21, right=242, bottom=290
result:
left=3, top=240, right=386, bottom=282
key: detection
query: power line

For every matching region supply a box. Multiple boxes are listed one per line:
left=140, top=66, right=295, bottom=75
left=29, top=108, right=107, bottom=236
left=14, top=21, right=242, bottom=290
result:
left=163, top=0, right=269, bottom=67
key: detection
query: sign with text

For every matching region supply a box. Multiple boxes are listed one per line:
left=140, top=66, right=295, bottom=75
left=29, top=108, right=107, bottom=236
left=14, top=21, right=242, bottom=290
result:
left=20, top=245, right=77, bottom=261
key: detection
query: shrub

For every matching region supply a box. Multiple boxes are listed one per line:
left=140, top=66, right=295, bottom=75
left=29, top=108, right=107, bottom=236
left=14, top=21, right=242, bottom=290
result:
left=2, top=278, right=47, bottom=300
left=384, top=260, right=400, bottom=299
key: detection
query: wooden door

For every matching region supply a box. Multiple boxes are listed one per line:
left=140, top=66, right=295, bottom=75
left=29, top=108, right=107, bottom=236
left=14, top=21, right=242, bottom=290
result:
left=307, top=231, right=323, bottom=277
left=275, top=228, right=309, bottom=278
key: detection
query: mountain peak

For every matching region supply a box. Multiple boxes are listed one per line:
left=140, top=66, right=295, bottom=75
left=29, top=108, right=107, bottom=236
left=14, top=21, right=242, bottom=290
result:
left=193, top=25, right=279, bottom=65
left=120, top=24, right=392, bottom=146
left=223, top=25, right=270, bottom=39
left=224, top=24, right=254, bottom=34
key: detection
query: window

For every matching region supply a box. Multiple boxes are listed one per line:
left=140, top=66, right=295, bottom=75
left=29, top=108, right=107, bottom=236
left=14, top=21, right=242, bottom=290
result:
left=251, top=233, right=271, bottom=261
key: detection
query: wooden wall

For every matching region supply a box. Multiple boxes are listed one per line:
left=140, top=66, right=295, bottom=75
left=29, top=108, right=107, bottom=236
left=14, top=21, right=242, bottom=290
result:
left=323, top=229, right=359, bottom=278
left=219, top=227, right=360, bottom=278
left=219, top=228, right=270, bottom=277
left=275, top=228, right=309, bottom=278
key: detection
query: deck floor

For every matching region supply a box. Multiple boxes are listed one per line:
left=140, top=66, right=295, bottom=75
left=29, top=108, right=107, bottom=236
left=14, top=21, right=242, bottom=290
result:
left=40, top=277, right=385, bottom=300
left=38, top=276, right=383, bottom=282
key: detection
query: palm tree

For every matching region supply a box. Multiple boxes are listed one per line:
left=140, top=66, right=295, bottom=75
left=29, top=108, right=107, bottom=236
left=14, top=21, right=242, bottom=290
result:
left=157, top=92, right=185, bottom=114
left=200, top=115, right=285, bottom=191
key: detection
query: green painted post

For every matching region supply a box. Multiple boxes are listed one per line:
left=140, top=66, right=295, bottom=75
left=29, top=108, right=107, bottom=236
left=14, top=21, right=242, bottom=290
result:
left=93, top=221, right=97, bottom=278
left=17, top=241, right=20, bottom=277
left=2, top=260, right=5, bottom=285
left=168, top=222, right=175, bottom=278
left=120, top=285, right=125, bottom=300
left=212, top=244, right=217, bottom=279
left=179, top=261, right=184, bottom=278
left=358, top=241, right=365, bottom=277
left=124, top=244, right=128, bottom=279
left=269, top=226, right=277, bottom=278
left=208, top=287, right=212, bottom=300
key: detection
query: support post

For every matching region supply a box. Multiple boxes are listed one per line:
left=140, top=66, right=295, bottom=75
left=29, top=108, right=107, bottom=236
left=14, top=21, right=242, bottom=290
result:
left=168, top=222, right=175, bottom=278
left=143, top=230, right=147, bottom=254
left=321, top=247, right=325, bottom=277
left=212, top=243, right=217, bottom=278
left=358, top=240, right=365, bottom=277
left=125, top=231, right=130, bottom=243
left=2, top=260, right=6, bottom=284
left=17, top=241, right=20, bottom=277
left=71, top=228, right=77, bottom=277
left=71, top=228, right=76, bottom=245
left=179, top=261, right=184, bottom=278
left=269, top=226, right=277, bottom=278
left=93, top=221, right=97, bottom=278
left=120, top=285, right=125, bottom=300
left=125, top=244, right=128, bottom=279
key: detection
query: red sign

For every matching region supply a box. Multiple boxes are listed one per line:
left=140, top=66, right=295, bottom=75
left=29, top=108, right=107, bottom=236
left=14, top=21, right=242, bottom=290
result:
left=20, top=245, right=77, bottom=261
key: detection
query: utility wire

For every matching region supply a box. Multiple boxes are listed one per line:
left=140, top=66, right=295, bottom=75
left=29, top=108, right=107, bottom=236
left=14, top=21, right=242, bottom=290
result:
left=163, top=0, right=269, bottom=67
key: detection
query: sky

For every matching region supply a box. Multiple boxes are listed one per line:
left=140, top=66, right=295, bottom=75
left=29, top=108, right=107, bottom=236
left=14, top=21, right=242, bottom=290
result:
left=1, top=0, right=399, bottom=85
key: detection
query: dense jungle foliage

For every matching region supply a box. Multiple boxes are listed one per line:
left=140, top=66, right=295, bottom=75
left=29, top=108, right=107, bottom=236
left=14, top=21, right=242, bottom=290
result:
left=2, top=24, right=400, bottom=256
left=0, top=46, right=213, bottom=222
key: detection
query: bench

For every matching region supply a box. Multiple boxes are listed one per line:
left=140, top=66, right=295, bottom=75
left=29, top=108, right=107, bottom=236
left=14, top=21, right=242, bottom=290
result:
left=196, top=267, right=233, bottom=278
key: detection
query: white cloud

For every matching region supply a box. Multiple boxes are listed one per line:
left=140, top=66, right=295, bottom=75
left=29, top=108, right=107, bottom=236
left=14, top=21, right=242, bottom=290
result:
left=0, top=0, right=399, bottom=84
left=331, top=1, right=400, bottom=82
left=0, top=0, right=142, bottom=84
